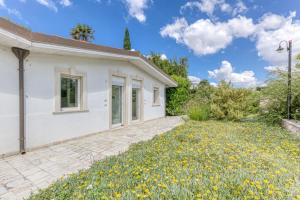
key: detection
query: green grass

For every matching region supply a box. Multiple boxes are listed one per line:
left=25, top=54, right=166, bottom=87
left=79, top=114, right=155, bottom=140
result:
left=29, top=121, right=300, bottom=200
left=188, top=104, right=210, bottom=121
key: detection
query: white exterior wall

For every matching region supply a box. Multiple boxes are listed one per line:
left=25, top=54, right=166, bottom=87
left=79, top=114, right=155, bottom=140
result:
left=0, top=45, right=166, bottom=156
left=0, top=45, right=20, bottom=155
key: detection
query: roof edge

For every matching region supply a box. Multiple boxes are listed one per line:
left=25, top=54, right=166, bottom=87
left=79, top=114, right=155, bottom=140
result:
left=0, top=17, right=177, bottom=87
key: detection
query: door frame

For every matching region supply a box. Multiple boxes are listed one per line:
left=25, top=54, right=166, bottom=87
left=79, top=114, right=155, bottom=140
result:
left=108, top=71, right=128, bottom=129
left=130, top=76, right=144, bottom=123
left=111, top=85, right=124, bottom=127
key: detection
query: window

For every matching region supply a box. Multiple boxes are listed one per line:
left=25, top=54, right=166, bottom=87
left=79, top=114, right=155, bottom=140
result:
left=153, top=87, right=160, bottom=106
left=61, top=76, right=81, bottom=109
left=54, top=68, right=87, bottom=113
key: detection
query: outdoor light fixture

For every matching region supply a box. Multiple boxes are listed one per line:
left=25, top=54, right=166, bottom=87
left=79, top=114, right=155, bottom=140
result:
left=276, top=45, right=285, bottom=53
left=276, top=40, right=292, bottom=119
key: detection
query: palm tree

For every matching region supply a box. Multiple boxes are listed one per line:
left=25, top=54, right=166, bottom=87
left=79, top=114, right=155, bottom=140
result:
left=70, top=24, right=94, bottom=42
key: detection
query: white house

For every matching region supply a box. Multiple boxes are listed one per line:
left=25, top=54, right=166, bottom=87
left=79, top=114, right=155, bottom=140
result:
left=0, top=18, right=177, bottom=157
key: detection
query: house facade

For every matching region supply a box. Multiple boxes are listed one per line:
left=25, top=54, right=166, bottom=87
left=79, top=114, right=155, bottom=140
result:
left=0, top=18, right=177, bottom=157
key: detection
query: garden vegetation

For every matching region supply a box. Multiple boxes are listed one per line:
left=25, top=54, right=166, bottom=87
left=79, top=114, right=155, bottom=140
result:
left=29, top=121, right=300, bottom=200
left=260, top=57, right=300, bottom=123
left=148, top=53, right=190, bottom=116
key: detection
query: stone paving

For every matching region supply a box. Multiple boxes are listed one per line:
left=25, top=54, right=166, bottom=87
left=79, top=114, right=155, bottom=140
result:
left=0, top=116, right=183, bottom=200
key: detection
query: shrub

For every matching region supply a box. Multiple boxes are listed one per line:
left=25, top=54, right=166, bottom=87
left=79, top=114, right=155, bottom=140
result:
left=188, top=104, right=210, bottom=121
left=293, top=112, right=300, bottom=120
left=166, top=75, right=191, bottom=116
left=148, top=53, right=189, bottom=116
left=261, top=65, right=300, bottom=124
left=210, top=81, right=258, bottom=121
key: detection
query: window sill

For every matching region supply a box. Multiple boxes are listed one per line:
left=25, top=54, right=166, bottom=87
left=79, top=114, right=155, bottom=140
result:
left=53, top=109, right=89, bottom=115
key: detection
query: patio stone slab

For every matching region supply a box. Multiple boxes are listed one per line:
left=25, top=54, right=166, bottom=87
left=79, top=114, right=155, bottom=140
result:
left=0, top=116, right=183, bottom=200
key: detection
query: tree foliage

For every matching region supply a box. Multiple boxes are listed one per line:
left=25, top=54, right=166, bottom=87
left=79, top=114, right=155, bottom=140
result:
left=210, top=81, right=257, bottom=121
left=166, top=75, right=191, bottom=116
left=123, top=28, right=132, bottom=50
left=187, top=80, right=260, bottom=121
left=261, top=61, right=300, bottom=123
left=148, top=53, right=188, bottom=78
left=70, top=24, right=94, bottom=42
left=189, top=80, right=214, bottom=105
left=149, top=53, right=189, bottom=116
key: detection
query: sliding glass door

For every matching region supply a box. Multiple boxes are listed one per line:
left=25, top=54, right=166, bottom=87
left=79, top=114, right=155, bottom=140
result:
left=112, top=85, right=123, bottom=125
left=132, top=88, right=139, bottom=121
left=131, top=80, right=142, bottom=121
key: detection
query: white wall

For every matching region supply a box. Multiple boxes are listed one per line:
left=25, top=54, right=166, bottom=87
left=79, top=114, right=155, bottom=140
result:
left=0, top=46, right=20, bottom=156
left=0, top=46, right=166, bottom=156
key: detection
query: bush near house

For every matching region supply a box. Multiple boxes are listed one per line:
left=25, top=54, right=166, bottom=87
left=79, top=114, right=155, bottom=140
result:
left=166, top=75, right=191, bottom=116
left=148, top=53, right=190, bottom=116
left=29, top=121, right=300, bottom=200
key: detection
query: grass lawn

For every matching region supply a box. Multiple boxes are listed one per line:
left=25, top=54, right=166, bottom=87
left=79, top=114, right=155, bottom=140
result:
left=30, top=121, right=300, bottom=200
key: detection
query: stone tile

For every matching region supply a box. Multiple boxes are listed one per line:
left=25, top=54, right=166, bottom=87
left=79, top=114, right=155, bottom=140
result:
left=20, top=167, right=43, bottom=177
left=0, top=116, right=183, bottom=199
left=0, top=192, right=17, bottom=200
left=26, top=171, right=50, bottom=183
left=0, top=186, right=8, bottom=196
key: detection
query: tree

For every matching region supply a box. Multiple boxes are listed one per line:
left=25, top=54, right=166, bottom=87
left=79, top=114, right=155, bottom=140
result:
left=210, top=81, right=255, bottom=121
left=261, top=58, right=300, bottom=123
left=123, top=28, right=131, bottom=50
left=148, top=53, right=188, bottom=78
left=70, top=24, right=94, bottom=42
left=166, top=75, right=191, bottom=116
left=148, top=53, right=189, bottom=115
left=189, top=80, right=215, bottom=104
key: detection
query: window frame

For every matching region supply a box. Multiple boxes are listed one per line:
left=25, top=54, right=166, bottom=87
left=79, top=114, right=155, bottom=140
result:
left=152, top=86, right=160, bottom=106
left=54, top=68, right=88, bottom=114
left=60, top=75, right=81, bottom=112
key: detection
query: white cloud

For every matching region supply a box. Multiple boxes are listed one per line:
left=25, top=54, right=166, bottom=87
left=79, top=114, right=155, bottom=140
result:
left=0, top=0, right=22, bottom=19
left=232, top=0, right=247, bottom=16
left=264, top=65, right=286, bottom=72
left=160, top=54, right=168, bottom=60
left=160, top=18, right=188, bottom=42
left=124, top=0, right=150, bottom=23
left=220, top=2, right=231, bottom=13
left=161, top=11, right=300, bottom=69
left=208, top=60, right=257, bottom=87
left=0, top=0, right=5, bottom=7
left=180, top=0, right=247, bottom=18
left=210, top=82, right=218, bottom=87
left=60, top=0, right=72, bottom=7
left=35, top=0, right=58, bottom=12
left=254, top=12, right=300, bottom=67
left=160, top=16, right=255, bottom=55
left=258, top=13, right=287, bottom=30
left=188, top=75, right=201, bottom=86
left=181, top=0, right=220, bottom=16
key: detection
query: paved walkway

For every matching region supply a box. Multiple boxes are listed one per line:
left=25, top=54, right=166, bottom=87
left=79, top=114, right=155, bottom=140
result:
left=0, top=116, right=184, bottom=200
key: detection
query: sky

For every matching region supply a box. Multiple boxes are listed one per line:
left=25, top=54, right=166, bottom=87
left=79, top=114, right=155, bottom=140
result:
left=0, top=0, right=300, bottom=87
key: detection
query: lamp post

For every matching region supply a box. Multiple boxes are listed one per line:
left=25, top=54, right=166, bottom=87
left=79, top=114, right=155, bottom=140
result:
left=276, top=40, right=292, bottom=119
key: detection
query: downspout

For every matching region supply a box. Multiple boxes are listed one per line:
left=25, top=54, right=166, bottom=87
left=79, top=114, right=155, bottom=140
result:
left=12, top=47, right=30, bottom=155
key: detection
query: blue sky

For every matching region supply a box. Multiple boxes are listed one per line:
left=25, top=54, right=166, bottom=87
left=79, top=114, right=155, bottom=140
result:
left=1, top=0, right=300, bottom=87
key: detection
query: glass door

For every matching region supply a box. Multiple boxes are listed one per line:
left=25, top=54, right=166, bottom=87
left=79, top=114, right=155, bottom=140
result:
left=112, top=85, right=123, bottom=125
left=132, top=88, right=140, bottom=121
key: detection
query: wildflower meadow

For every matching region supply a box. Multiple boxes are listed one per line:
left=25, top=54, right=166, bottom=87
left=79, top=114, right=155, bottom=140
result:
left=29, top=121, right=300, bottom=200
